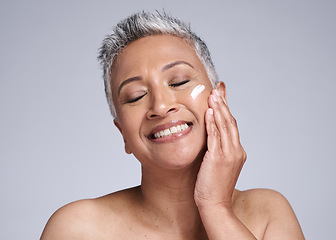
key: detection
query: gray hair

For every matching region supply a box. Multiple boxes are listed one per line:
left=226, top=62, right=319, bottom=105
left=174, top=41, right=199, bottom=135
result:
left=98, top=11, right=218, bottom=118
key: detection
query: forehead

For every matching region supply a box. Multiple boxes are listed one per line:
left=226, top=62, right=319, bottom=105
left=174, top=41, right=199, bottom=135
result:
left=110, top=35, right=206, bottom=84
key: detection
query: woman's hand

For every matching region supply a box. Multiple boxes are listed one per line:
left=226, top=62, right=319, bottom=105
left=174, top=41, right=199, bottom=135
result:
left=194, top=86, right=247, bottom=210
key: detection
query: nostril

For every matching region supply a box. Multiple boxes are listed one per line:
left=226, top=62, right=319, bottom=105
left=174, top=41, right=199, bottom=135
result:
left=148, top=108, right=176, bottom=119
left=167, top=107, right=176, bottom=113
left=146, top=101, right=179, bottom=119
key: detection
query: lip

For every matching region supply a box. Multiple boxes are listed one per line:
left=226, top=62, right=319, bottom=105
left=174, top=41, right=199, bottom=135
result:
left=148, top=120, right=193, bottom=143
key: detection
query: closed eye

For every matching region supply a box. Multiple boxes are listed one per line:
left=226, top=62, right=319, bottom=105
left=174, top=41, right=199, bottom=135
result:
left=170, top=80, right=190, bottom=87
left=127, top=93, right=147, bottom=103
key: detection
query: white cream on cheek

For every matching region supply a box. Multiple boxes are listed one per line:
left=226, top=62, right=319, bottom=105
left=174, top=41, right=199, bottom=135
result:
left=190, top=84, right=205, bottom=99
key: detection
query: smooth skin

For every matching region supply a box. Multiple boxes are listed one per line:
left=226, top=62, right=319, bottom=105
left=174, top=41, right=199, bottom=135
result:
left=41, top=35, right=305, bottom=240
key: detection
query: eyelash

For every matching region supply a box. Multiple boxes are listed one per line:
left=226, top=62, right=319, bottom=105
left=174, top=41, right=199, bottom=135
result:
left=170, top=79, right=190, bottom=87
left=127, top=93, right=147, bottom=103
left=126, top=80, right=190, bottom=103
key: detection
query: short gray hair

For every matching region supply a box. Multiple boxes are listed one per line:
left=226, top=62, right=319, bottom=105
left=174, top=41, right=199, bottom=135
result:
left=98, top=11, right=218, bottom=118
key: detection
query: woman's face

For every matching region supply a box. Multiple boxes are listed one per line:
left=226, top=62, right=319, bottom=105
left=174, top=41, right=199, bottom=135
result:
left=111, top=35, right=213, bottom=170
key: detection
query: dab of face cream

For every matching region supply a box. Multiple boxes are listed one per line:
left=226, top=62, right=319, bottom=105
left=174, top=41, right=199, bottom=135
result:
left=191, top=84, right=205, bottom=99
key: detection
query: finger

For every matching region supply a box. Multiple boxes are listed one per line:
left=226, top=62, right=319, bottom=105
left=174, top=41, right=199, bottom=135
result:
left=209, top=90, right=241, bottom=147
left=205, top=108, right=221, bottom=154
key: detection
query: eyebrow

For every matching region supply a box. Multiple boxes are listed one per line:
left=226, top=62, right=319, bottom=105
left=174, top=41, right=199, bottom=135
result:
left=117, top=60, right=194, bottom=96
left=161, top=60, right=194, bottom=72
left=118, top=76, right=142, bottom=96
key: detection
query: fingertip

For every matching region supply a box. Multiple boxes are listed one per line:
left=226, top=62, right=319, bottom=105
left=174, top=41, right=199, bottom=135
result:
left=206, top=108, right=214, bottom=122
left=205, top=108, right=214, bottom=127
left=208, top=94, right=218, bottom=109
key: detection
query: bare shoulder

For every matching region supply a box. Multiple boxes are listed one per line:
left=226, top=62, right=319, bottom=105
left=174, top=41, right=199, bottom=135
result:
left=234, top=188, right=293, bottom=209
left=40, top=187, right=140, bottom=240
left=233, top=188, right=305, bottom=239
left=40, top=198, right=102, bottom=240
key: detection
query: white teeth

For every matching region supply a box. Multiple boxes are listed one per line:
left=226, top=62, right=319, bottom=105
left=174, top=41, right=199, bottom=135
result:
left=164, top=129, right=170, bottom=136
left=153, top=123, right=189, bottom=139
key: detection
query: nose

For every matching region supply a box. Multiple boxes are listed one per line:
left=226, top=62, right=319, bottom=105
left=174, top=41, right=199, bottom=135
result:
left=146, top=88, right=179, bottom=119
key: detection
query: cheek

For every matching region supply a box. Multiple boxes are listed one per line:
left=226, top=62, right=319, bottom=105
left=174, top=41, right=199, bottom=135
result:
left=190, top=84, right=211, bottom=104
left=118, top=111, right=141, bottom=137
left=178, top=84, right=211, bottom=115
left=117, top=103, right=146, bottom=122
left=190, top=84, right=206, bottom=99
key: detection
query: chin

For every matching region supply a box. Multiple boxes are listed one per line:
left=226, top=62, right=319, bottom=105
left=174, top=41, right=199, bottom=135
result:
left=149, top=146, right=206, bottom=171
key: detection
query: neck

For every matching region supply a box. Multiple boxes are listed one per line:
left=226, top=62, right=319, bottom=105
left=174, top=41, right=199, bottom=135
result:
left=138, top=159, right=207, bottom=238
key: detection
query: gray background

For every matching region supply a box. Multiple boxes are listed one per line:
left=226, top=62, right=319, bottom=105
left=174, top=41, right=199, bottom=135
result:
left=1, top=0, right=335, bottom=239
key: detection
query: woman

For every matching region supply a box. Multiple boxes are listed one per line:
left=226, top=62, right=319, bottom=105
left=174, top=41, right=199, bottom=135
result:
left=41, top=11, right=304, bottom=239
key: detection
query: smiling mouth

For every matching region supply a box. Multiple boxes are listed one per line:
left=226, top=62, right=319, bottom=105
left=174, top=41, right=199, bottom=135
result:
left=152, top=123, right=191, bottom=139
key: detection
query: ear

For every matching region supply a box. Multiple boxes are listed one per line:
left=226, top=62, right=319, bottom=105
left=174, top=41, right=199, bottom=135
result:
left=215, top=81, right=227, bottom=101
left=113, top=119, right=132, bottom=154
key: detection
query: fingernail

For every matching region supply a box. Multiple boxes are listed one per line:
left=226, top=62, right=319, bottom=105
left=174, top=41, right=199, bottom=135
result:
left=214, top=89, right=220, bottom=96
left=208, top=108, right=214, bottom=115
